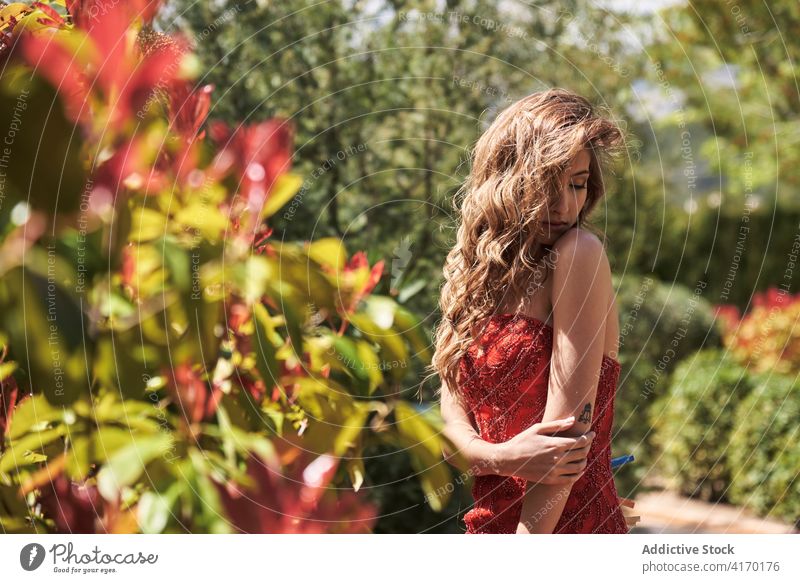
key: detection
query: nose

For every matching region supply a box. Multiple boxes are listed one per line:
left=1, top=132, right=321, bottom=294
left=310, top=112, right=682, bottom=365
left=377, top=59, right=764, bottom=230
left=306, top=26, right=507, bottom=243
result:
left=548, top=195, right=571, bottom=222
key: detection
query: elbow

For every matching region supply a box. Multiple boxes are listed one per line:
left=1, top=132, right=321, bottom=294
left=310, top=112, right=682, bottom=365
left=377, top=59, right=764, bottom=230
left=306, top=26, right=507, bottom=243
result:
left=440, top=420, right=465, bottom=469
left=442, top=449, right=475, bottom=475
left=441, top=435, right=458, bottom=468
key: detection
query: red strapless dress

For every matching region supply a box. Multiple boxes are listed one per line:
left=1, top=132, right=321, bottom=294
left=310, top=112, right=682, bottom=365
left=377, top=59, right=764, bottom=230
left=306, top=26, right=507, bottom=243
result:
left=459, top=313, right=628, bottom=534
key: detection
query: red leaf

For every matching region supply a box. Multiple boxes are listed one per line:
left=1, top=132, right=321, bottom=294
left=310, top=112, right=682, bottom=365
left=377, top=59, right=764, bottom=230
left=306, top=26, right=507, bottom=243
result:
left=168, top=82, right=214, bottom=142
left=22, top=1, right=186, bottom=126
left=20, top=30, right=92, bottom=123
left=31, top=2, right=67, bottom=27
left=0, top=374, right=20, bottom=439
left=363, top=259, right=385, bottom=297
left=38, top=474, right=102, bottom=534
left=214, top=450, right=377, bottom=534
left=167, top=363, right=220, bottom=425
left=210, top=119, right=294, bottom=211
left=68, top=0, right=162, bottom=31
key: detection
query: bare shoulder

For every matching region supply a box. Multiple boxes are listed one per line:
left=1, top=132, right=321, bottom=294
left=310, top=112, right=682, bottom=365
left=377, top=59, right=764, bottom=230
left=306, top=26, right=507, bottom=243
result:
left=551, top=228, right=610, bottom=278
left=549, top=229, right=615, bottom=358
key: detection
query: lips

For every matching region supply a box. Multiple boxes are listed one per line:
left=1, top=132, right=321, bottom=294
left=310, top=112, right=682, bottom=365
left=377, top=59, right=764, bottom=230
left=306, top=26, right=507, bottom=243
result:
left=545, top=221, right=568, bottom=229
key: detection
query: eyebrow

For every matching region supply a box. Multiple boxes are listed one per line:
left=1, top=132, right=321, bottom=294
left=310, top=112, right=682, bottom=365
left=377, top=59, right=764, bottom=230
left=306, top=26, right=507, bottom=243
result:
left=571, top=170, right=590, bottom=177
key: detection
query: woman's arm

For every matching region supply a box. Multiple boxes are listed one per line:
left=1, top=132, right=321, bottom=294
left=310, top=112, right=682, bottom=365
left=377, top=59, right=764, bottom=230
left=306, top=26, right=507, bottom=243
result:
left=516, top=229, right=612, bottom=534
left=440, top=375, right=596, bottom=483
left=440, top=379, right=508, bottom=477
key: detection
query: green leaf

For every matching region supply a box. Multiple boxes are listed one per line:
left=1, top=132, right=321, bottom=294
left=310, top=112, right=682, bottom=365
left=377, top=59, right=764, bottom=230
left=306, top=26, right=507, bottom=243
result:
left=159, top=237, right=191, bottom=293
left=0, top=66, right=85, bottom=214
left=241, top=255, right=272, bottom=304
left=333, top=406, right=369, bottom=457
left=348, top=313, right=409, bottom=380
left=93, top=334, right=153, bottom=400
left=0, top=268, right=86, bottom=405
left=260, top=173, right=303, bottom=219
left=356, top=340, right=383, bottom=395
left=263, top=280, right=305, bottom=361
left=346, top=458, right=365, bottom=492
left=96, top=434, right=173, bottom=501
left=260, top=402, right=284, bottom=435
left=0, top=426, right=67, bottom=473
left=187, top=449, right=230, bottom=533
left=394, top=401, right=451, bottom=512
left=174, top=204, right=229, bottom=242
left=327, top=334, right=370, bottom=392
left=137, top=487, right=178, bottom=534
left=306, top=238, right=347, bottom=274
left=291, top=375, right=362, bottom=456
left=64, top=432, right=91, bottom=481
left=65, top=425, right=151, bottom=481
left=214, top=405, right=237, bottom=468
left=361, top=295, right=396, bottom=329
left=0, top=361, right=17, bottom=382
left=269, top=243, right=338, bottom=312
left=0, top=483, right=35, bottom=532
left=392, top=303, right=432, bottom=361
left=93, top=395, right=164, bottom=425
left=251, top=303, right=281, bottom=392
left=7, top=396, right=63, bottom=440
left=130, top=208, right=169, bottom=242
left=397, top=279, right=427, bottom=303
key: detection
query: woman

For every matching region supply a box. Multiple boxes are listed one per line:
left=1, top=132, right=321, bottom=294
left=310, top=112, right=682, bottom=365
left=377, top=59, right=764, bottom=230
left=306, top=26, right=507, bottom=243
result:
left=434, top=88, right=630, bottom=534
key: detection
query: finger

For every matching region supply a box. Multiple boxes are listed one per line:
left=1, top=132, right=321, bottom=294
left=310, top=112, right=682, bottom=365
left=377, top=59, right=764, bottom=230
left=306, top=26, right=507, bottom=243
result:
left=560, top=441, right=591, bottom=458
left=559, top=433, right=595, bottom=453
left=533, top=416, right=575, bottom=434
left=556, top=460, right=587, bottom=475
left=548, top=436, right=584, bottom=448
left=561, top=448, right=590, bottom=463
left=569, top=431, right=596, bottom=446
left=553, top=452, right=583, bottom=470
left=619, top=497, right=635, bottom=509
left=557, top=462, right=587, bottom=477
left=549, top=434, right=590, bottom=451
left=560, top=458, right=588, bottom=472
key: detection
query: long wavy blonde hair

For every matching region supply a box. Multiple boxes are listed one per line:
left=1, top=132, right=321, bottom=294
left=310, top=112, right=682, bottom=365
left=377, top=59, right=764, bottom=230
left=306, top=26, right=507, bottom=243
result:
left=430, top=88, right=626, bottom=405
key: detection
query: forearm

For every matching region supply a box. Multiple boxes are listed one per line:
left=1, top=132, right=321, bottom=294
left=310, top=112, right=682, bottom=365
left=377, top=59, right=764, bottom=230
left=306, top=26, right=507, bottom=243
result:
left=442, top=421, right=512, bottom=477
left=515, top=412, right=587, bottom=533
left=516, top=481, right=573, bottom=533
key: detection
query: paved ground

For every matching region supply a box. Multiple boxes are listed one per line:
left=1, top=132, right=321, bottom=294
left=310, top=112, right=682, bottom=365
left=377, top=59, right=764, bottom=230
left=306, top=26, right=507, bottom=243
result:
left=627, top=490, right=798, bottom=534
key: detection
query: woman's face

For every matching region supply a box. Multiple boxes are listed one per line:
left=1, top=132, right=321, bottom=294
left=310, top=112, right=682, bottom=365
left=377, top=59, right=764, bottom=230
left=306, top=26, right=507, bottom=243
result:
left=538, top=148, right=591, bottom=243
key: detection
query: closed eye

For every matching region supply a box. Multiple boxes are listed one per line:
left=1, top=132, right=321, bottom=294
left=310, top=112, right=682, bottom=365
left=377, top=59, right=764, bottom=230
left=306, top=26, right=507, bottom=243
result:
left=570, top=183, right=587, bottom=190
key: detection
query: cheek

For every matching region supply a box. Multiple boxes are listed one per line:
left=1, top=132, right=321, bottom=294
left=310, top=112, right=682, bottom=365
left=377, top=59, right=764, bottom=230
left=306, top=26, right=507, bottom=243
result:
left=573, top=188, right=588, bottom=210
left=562, top=190, right=587, bottom=211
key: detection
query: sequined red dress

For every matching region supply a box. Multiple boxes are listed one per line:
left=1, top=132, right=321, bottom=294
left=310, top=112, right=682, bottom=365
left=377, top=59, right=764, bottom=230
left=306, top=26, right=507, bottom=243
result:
left=459, top=313, right=628, bottom=534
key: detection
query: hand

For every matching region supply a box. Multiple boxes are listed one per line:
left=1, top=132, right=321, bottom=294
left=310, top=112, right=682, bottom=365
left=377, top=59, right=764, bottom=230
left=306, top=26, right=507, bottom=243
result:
left=497, top=416, right=595, bottom=485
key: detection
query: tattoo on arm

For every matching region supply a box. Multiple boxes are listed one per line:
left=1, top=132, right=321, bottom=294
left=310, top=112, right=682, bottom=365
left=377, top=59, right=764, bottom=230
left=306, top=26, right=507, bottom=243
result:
left=577, top=403, right=592, bottom=424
